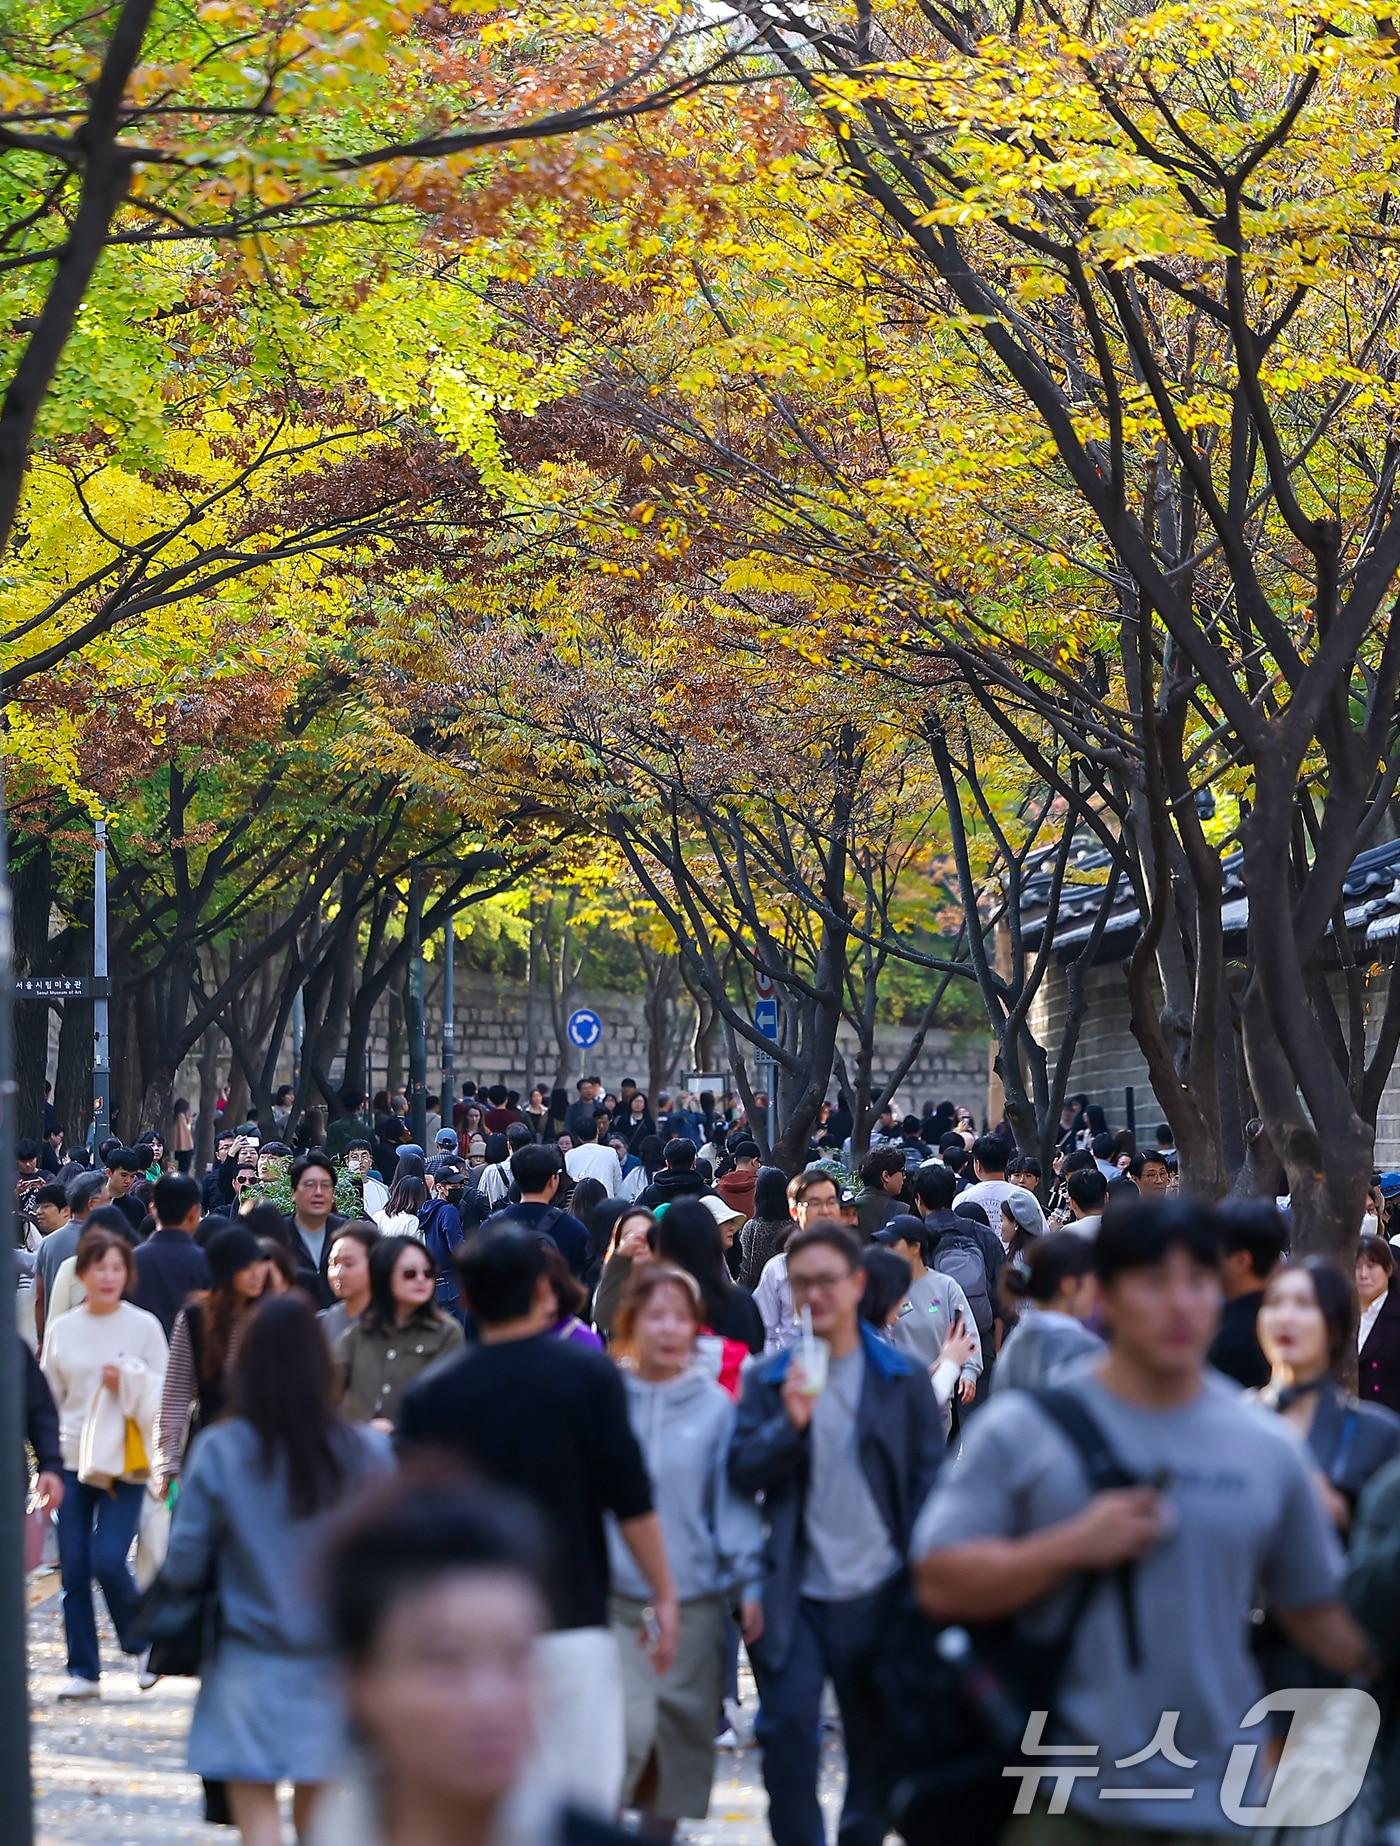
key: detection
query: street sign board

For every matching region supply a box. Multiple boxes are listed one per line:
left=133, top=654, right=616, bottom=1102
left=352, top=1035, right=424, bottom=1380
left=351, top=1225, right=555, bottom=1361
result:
left=754, top=997, right=779, bottom=1040
left=566, top=1007, right=603, bottom=1050
left=753, top=965, right=776, bottom=1000
left=13, top=976, right=104, bottom=999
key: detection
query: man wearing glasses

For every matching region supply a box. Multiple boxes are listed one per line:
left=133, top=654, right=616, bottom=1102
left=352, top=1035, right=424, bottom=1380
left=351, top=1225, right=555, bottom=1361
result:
left=729, top=1222, right=944, bottom=1846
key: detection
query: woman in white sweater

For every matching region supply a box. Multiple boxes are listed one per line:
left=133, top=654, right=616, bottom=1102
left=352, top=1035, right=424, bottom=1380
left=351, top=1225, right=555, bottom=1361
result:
left=40, top=1226, right=167, bottom=1699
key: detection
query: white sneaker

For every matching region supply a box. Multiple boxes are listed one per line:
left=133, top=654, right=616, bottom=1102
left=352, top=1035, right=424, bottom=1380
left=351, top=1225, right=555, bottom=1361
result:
left=136, top=1648, right=158, bottom=1692
left=714, top=1724, right=739, bottom=1749
left=56, top=1676, right=100, bottom=1701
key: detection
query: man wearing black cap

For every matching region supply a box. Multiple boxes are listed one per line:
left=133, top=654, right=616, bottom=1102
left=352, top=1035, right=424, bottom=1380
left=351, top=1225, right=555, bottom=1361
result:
left=103, top=1147, right=150, bottom=1240
left=872, top=1216, right=982, bottom=1414
left=717, top=1138, right=762, bottom=1223
left=131, top=1175, right=211, bottom=1337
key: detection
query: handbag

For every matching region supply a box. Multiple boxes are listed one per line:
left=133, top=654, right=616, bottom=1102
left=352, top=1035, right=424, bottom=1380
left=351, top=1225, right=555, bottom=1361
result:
left=132, top=1569, right=218, bottom=1678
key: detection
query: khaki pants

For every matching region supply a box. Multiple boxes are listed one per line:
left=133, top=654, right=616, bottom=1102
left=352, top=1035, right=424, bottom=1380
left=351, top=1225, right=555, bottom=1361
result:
left=611, top=1591, right=726, bottom=1821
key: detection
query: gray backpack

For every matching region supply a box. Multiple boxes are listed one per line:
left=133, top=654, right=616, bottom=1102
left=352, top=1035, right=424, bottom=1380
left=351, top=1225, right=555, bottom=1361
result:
left=932, top=1234, right=993, bottom=1336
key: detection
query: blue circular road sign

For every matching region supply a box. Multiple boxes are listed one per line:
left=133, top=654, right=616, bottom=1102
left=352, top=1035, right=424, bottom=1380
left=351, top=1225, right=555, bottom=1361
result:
left=567, top=1007, right=603, bottom=1050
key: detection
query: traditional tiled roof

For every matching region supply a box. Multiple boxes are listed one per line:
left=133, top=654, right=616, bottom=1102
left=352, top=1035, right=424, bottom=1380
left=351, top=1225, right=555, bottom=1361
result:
left=1020, top=834, right=1400, bottom=959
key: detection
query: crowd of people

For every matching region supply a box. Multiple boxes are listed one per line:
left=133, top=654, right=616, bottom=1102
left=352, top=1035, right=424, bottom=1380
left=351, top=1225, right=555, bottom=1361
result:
left=17, top=1072, right=1400, bottom=1845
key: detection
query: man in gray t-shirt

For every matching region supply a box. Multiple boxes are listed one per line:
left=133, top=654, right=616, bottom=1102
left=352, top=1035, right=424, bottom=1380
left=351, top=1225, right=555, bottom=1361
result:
left=913, top=1199, right=1368, bottom=1839
left=802, top=1344, right=900, bottom=1599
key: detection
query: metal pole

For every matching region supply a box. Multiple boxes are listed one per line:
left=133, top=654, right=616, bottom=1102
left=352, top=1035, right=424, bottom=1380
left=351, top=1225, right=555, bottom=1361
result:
left=0, top=781, right=36, bottom=1842
left=91, top=819, right=109, bottom=1149
left=441, top=910, right=455, bottom=1111
left=291, top=986, right=304, bottom=1091
left=407, top=878, right=428, bottom=1147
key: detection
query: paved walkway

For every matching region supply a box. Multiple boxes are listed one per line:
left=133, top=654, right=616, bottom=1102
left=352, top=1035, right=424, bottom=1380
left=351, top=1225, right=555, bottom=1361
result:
left=28, top=1576, right=844, bottom=1843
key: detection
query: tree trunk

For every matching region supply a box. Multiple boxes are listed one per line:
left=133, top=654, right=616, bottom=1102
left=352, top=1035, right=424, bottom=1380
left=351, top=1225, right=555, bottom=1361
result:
left=195, top=1031, right=221, bottom=1170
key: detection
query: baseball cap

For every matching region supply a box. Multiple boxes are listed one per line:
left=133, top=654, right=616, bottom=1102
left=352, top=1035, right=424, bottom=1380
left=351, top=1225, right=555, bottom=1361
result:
left=434, top=1129, right=459, bottom=1149
left=1379, top=1172, right=1400, bottom=1199
left=872, top=1214, right=926, bottom=1249
left=729, top=1137, right=761, bottom=1160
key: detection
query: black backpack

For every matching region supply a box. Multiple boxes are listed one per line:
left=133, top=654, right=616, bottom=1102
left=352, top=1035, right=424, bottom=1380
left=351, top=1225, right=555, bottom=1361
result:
left=876, top=1388, right=1145, bottom=1846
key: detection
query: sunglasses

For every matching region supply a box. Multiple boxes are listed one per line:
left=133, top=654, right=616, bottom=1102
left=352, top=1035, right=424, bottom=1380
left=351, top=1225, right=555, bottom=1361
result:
left=398, top=1266, right=433, bottom=1282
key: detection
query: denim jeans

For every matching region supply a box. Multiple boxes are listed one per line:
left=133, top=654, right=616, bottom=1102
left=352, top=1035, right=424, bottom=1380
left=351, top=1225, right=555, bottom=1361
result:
left=56, top=1471, right=145, bottom=1682
left=750, top=1585, right=895, bottom=1846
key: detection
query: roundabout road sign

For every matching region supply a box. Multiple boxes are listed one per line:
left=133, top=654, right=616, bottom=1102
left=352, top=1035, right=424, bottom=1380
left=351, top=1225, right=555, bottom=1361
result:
left=567, top=1007, right=603, bottom=1050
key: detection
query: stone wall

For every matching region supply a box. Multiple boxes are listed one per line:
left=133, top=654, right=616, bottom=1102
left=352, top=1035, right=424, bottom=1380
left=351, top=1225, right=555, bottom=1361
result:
left=1028, top=960, right=1160, bottom=1133
left=1029, top=956, right=1400, bottom=1166
left=167, top=965, right=993, bottom=1121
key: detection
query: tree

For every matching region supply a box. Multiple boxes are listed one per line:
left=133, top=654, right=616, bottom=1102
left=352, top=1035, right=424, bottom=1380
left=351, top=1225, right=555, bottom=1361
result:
left=480, top=0, right=1400, bottom=1249
left=0, top=0, right=752, bottom=560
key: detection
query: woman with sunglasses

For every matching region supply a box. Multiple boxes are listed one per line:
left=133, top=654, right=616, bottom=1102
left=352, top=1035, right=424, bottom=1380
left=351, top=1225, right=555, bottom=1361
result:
left=334, top=1236, right=464, bottom=1431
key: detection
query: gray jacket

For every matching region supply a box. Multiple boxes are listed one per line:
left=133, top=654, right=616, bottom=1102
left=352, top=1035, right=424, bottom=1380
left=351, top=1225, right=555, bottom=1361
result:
left=164, top=1418, right=392, bottom=1653
left=607, top=1365, right=763, bottom=1603
left=992, top=1308, right=1105, bottom=1396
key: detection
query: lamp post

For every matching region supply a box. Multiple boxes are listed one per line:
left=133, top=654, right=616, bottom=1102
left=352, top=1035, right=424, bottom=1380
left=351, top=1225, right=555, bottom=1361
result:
left=0, top=788, right=35, bottom=1842
left=441, top=909, right=455, bottom=1114
left=91, top=819, right=109, bottom=1148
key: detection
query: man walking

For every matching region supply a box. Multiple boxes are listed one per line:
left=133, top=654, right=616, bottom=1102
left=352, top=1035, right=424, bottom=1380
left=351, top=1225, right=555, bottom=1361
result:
left=281, top=1153, right=345, bottom=1307
left=483, top=1145, right=590, bottom=1276
left=958, top=1135, right=1046, bottom=1235
left=398, top=1225, right=678, bottom=1815
left=731, top=1223, right=944, bottom=1846
left=872, top=1215, right=982, bottom=1413
left=913, top=1199, right=1368, bottom=1838
left=131, top=1175, right=210, bottom=1337
left=562, top=1112, right=623, bottom=1195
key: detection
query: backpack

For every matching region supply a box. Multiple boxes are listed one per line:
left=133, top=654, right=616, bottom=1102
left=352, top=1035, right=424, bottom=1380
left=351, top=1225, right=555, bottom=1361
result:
left=875, top=1387, right=1144, bottom=1846
left=932, top=1232, right=993, bottom=1336
left=418, top=1200, right=464, bottom=1311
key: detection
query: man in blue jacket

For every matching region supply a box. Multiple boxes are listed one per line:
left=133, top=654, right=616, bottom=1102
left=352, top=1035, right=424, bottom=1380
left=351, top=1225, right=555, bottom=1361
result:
left=729, top=1222, right=945, bottom=1846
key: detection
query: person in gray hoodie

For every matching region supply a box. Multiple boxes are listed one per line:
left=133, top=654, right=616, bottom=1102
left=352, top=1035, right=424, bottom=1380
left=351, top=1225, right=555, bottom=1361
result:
left=992, top=1228, right=1104, bottom=1394
left=607, top=1264, right=763, bottom=1839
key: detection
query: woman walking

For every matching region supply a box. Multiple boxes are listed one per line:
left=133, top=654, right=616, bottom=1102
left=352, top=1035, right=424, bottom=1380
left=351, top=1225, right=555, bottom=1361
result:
left=993, top=1232, right=1103, bottom=1395
left=335, top=1235, right=464, bottom=1428
left=1258, top=1255, right=1400, bottom=1522
left=162, top=1293, right=393, bottom=1845
left=738, top=1168, right=792, bottom=1292
left=171, top=1100, right=195, bottom=1175
left=154, top=1227, right=268, bottom=1496
left=609, top=1266, right=763, bottom=1840
left=656, top=1200, right=764, bottom=1354
left=373, top=1171, right=428, bottom=1241
left=40, top=1227, right=168, bottom=1697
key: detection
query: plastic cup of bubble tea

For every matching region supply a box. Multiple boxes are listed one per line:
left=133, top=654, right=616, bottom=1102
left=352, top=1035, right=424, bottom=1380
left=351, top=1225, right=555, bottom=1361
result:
left=798, top=1306, right=829, bottom=1395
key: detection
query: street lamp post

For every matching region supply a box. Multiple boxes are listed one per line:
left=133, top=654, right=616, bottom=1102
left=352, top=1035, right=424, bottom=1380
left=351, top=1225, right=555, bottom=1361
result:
left=406, top=877, right=428, bottom=1148
left=0, top=789, right=35, bottom=1843
left=91, top=819, right=109, bottom=1149
left=441, top=909, right=455, bottom=1116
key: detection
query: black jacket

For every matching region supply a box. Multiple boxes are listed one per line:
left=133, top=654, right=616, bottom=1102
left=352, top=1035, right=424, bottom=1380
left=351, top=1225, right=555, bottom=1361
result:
left=23, top=1341, right=61, bottom=1476
left=131, top=1229, right=211, bottom=1339
left=636, top=1168, right=712, bottom=1211
left=281, top=1212, right=345, bottom=1309
left=729, top=1325, right=945, bottom=1670
left=1361, top=1288, right=1400, bottom=1417
left=1208, top=1289, right=1270, bottom=1389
